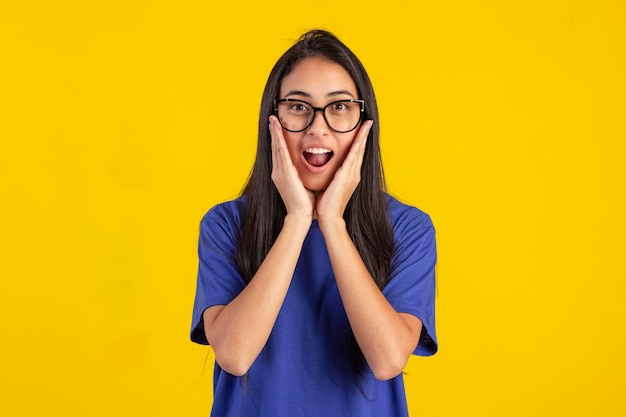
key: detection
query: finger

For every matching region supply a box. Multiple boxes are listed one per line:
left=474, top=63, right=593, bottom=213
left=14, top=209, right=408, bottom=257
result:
left=344, top=120, right=371, bottom=179
left=269, top=116, right=288, bottom=169
left=355, top=119, right=372, bottom=153
left=269, top=115, right=290, bottom=168
left=269, top=116, right=280, bottom=171
left=344, top=120, right=372, bottom=173
left=353, top=120, right=372, bottom=172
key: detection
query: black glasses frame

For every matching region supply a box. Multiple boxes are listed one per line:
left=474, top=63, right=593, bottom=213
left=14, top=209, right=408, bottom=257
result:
left=273, top=98, right=365, bottom=133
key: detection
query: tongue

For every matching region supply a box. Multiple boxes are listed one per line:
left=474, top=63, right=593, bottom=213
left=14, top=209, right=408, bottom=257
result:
left=304, top=152, right=332, bottom=167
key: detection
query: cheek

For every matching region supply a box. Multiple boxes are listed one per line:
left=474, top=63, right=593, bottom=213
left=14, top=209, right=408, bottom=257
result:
left=336, top=134, right=357, bottom=162
left=282, top=132, right=302, bottom=164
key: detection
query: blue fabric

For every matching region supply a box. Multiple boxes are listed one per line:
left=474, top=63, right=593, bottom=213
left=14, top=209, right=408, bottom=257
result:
left=191, top=195, right=437, bottom=417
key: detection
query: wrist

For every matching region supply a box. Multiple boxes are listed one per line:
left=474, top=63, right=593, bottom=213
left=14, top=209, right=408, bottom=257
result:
left=317, top=215, right=347, bottom=236
left=283, top=213, right=313, bottom=234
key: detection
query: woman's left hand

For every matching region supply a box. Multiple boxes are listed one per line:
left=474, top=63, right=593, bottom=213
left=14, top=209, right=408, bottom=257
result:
left=316, top=120, right=373, bottom=227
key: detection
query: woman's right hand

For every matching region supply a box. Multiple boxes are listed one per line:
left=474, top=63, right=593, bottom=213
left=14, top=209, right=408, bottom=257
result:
left=203, top=117, right=314, bottom=376
left=269, top=116, right=315, bottom=220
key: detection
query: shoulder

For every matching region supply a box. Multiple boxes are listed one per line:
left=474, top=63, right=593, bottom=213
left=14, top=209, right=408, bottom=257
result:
left=385, top=194, right=434, bottom=238
left=199, top=197, right=247, bottom=243
left=201, top=197, right=246, bottom=224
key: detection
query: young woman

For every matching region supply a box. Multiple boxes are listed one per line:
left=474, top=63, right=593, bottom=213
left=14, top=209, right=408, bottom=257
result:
left=191, top=29, right=438, bottom=416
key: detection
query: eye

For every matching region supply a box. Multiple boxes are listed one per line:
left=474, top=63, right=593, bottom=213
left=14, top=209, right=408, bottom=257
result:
left=330, top=101, right=352, bottom=112
left=288, top=102, right=310, bottom=113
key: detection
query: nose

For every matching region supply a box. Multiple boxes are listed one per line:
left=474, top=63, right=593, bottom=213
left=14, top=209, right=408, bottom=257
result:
left=307, top=109, right=330, bottom=134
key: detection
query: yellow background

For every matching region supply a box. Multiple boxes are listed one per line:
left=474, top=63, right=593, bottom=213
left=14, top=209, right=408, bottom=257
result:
left=1, top=0, right=624, bottom=415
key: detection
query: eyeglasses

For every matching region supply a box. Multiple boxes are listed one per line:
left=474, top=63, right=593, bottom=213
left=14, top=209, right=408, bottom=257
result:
left=274, top=98, right=365, bottom=133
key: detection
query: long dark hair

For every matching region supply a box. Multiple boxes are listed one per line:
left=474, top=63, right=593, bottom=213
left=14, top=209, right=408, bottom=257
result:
left=236, top=30, right=394, bottom=294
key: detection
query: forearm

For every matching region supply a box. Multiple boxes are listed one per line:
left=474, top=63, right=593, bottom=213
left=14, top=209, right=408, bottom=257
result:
left=203, top=214, right=311, bottom=376
left=320, top=218, right=422, bottom=380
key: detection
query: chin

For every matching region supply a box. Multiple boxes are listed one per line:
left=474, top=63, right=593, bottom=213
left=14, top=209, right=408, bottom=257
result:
left=302, top=178, right=331, bottom=192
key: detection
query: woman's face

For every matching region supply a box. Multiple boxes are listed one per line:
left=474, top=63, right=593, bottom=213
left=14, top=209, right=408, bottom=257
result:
left=278, top=56, right=360, bottom=192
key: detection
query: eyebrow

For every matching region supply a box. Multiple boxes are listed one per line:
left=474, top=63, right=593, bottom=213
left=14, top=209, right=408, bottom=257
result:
left=283, top=90, right=356, bottom=99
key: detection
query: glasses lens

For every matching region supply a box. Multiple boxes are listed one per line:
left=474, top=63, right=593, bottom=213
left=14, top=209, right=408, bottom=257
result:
left=324, top=100, right=362, bottom=133
left=276, top=100, right=314, bottom=132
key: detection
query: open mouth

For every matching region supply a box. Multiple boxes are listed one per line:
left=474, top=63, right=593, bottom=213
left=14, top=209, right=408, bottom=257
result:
left=303, top=147, right=333, bottom=167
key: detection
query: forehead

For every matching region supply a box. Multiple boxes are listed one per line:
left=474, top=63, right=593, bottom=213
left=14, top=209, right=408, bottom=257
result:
left=279, top=56, right=357, bottom=98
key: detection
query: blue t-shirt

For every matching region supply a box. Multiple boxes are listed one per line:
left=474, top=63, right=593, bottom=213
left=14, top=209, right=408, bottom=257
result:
left=191, top=195, right=437, bottom=417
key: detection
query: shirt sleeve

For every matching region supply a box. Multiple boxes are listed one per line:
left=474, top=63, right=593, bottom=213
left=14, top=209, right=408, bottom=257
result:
left=190, top=202, right=247, bottom=345
left=383, top=204, right=438, bottom=356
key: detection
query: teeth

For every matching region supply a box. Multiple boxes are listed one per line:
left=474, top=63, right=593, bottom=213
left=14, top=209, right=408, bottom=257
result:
left=304, top=147, right=332, bottom=154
